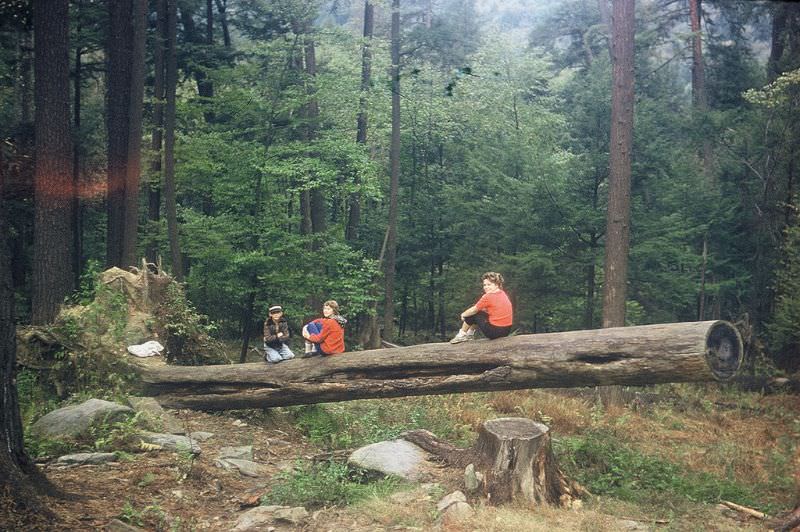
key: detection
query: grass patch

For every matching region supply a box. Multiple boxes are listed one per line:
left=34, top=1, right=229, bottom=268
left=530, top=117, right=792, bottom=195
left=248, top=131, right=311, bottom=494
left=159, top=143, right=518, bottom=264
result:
left=556, top=428, right=778, bottom=512
left=263, top=460, right=404, bottom=508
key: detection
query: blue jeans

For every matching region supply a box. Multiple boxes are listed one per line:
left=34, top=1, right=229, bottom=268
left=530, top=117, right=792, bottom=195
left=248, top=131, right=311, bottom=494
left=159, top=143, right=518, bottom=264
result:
left=303, top=322, right=327, bottom=355
left=264, top=342, right=295, bottom=363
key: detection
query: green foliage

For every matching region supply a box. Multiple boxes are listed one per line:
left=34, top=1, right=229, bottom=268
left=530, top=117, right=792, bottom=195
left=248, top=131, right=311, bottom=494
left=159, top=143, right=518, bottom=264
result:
left=119, top=501, right=167, bottom=529
left=290, top=399, right=470, bottom=450
left=11, top=0, right=790, bottom=363
left=25, top=410, right=147, bottom=459
left=556, top=429, right=771, bottom=511
left=155, top=283, right=220, bottom=365
left=766, top=224, right=800, bottom=372
left=16, top=369, right=59, bottom=428
left=263, top=460, right=403, bottom=508
left=88, top=411, right=147, bottom=452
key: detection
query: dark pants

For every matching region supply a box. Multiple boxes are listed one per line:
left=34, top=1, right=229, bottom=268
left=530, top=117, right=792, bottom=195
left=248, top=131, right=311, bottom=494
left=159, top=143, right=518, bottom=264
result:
left=464, top=311, right=511, bottom=339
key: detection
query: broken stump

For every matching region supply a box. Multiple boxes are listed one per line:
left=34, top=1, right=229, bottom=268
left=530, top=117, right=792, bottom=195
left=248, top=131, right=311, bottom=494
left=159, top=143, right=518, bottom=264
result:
left=401, top=417, right=587, bottom=508
left=475, top=417, right=584, bottom=507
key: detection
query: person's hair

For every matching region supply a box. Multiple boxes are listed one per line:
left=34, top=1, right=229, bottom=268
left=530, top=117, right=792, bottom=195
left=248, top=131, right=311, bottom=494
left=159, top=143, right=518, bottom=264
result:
left=323, top=300, right=340, bottom=315
left=481, top=272, right=504, bottom=289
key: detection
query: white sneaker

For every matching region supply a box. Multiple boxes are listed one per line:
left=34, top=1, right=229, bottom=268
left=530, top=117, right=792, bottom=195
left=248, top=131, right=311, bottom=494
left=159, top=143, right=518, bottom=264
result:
left=449, top=331, right=474, bottom=344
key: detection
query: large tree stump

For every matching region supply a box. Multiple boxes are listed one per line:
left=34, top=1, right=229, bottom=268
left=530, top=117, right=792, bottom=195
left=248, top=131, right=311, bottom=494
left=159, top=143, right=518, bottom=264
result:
left=475, top=417, right=584, bottom=507
left=402, top=418, right=587, bottom=508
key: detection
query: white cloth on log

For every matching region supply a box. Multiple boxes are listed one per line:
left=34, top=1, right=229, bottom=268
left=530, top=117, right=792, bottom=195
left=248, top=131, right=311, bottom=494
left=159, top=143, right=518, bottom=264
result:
left=127, top=340, right=164, bottom=357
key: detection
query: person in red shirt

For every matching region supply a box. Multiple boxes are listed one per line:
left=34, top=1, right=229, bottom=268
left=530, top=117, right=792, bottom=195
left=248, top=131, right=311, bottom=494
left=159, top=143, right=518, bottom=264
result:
left=450, top=272, right=513, bottom=344
left=301, top=300, right=347, bottom=357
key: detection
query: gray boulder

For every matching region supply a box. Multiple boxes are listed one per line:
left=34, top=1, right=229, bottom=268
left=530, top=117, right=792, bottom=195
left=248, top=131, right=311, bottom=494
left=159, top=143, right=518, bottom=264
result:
left=348, top=439, right=428, bottom=480
left=30, top=399, right=133, bottom=439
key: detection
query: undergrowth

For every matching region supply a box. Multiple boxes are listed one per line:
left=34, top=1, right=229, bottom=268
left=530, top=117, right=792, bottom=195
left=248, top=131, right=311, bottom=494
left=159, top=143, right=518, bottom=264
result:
left=289, top=395, right=478, bottom=449
left=555, top=427, right=783, bottom=514
left=263, top=460, right=404, bottom=508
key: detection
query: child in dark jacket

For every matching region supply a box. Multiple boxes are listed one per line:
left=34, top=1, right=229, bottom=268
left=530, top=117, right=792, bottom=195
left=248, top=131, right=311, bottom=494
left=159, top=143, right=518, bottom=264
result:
left=263, top=305, right=295, bottom=363
left=301, top=300, right=346, bottom=357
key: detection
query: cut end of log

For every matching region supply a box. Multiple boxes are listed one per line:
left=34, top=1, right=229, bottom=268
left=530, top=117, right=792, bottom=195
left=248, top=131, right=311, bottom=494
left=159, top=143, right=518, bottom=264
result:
left=704, top=321, right=743, bottom=381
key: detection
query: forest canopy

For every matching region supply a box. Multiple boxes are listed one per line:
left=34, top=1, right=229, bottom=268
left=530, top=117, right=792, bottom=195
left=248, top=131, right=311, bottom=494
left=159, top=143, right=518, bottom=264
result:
left=1, top=0, right=799, bottom=371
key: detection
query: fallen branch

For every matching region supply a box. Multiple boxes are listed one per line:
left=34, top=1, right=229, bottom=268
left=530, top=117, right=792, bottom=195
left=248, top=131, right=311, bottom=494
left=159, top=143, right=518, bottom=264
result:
left=720, top=500, right=766, bottom=519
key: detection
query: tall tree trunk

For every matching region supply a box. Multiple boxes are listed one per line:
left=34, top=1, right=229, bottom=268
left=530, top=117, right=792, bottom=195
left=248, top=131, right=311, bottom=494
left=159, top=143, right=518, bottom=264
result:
left=599, top=0, right=635, bottom=407
left=346, top=0, right=374, bottom=242
left=239, top=288, right=256, bottom=363
left=121, top=0, right=148, bottom=268
left=584, top=257, right=596, bottom=329
left=178, top=1, right=214, bottom=122
left=768, top=4, right=790, bottom=82
left=164, top=0, right=182, bottom=280
left=72, top=13, right=83, bottom=288
left=304, top=36, right=326, bottom=238
left=32, top=0, right=74, bottom=324
left=215, top=0, right=231, bottom=48
left=383, top=0, right=401, bottom=342
left=689, top=0, right=706, bottom=111
left=601, top=0, right=635, bottom=329
left=147, top=0, right=167, bottom=264
left=1, top=153, right=52, bottom=524
left=438, top=256, right=446, bottom=338
left=689, top=0, right=712, bottom=320
left=105, top=0, right=133, bottom=268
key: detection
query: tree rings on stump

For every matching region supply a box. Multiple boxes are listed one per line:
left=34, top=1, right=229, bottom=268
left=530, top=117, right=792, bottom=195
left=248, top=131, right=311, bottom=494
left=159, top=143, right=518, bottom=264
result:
left=475, top=417, right=584, bottom=507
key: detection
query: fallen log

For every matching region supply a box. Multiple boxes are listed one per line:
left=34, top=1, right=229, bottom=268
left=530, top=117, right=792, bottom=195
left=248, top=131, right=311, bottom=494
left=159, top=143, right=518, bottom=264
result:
left=137, top=320, right=743, bottom=410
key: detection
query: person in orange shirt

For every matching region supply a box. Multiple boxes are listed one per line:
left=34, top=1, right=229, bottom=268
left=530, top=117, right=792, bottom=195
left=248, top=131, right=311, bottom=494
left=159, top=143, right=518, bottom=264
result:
left=450, top=272, right=513, bottom=344
left=301, top=300, right=347, bottom=357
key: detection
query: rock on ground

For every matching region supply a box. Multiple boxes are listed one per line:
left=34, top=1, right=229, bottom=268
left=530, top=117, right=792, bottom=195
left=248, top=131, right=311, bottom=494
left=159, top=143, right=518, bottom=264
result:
left=440, top=501, right=475, bottom=525
left=136, top=432, right=201, bottom=454
left=214, top=458, right=269, bottom=478
left=464, top=463, right=483, bottom=493
left=232, top=505, right=308, bottom=531
left=217, top=445, right=253, bottom=461
left=348, top=439, right=429, bottom=480
left=189, top=431, right=214, bottom=441
left=30, top=399, right=133, bottom=439
left=436, top=490, right=467, bottom=512
left=56, top=452, right=118, bottom=466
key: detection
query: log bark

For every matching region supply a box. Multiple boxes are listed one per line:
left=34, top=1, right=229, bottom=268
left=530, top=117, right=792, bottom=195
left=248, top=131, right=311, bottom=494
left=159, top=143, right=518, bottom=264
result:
left=137, top=321, right=743, bottom=410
